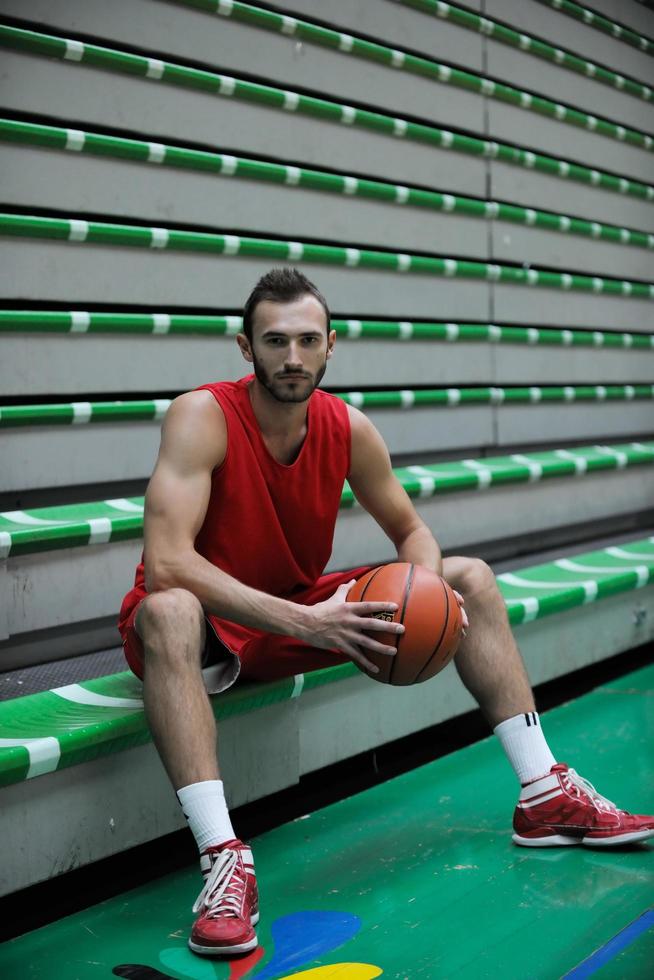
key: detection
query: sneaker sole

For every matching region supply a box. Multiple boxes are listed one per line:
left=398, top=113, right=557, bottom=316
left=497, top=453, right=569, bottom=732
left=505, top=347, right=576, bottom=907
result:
left=513, top=833, right=580, bottom=847
left=581, top=828, right=654, bottom=846
left=513, top=828, right=654, bottom=847
left=188, top=936, right=258, bottom=956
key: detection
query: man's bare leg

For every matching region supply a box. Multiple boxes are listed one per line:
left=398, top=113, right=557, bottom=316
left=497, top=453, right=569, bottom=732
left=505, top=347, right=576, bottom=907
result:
left=442, top=556, right=535, bottom=727
left=442, top=559, right=654, bottom=845
left=136, top=590, right=257, bottom=953
left=136, top=587, right=219, bottom=790
left=442, top=556, right=557, bottom=786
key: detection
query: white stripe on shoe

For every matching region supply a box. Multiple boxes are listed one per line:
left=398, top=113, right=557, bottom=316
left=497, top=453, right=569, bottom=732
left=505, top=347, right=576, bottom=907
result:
left=518, top=789, right=565, bottom=809
left=519, top=773, right=561, bottom=800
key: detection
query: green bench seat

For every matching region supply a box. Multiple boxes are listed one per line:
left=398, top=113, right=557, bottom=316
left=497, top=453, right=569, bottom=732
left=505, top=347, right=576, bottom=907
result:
left=0, top=535, right=652, bottom=788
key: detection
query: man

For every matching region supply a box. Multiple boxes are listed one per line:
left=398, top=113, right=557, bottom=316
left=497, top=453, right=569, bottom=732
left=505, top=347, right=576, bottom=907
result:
left=118, top=268, right=654, bottom=958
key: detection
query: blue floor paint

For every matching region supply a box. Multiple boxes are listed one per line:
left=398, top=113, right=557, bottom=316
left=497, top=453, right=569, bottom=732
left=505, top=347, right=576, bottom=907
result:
left=563, top=908, right=654, bottom=979
left=252, top=910, right=361, bottom=979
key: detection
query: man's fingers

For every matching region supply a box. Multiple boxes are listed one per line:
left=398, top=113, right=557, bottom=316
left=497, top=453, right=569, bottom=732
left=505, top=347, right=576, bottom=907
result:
left=339, top=640, right=380, bottom=674
left=349, top=646, right=386, bottom=674
left=355, top=634, right=398, bottom=656
left=451, top=590, right=469, bottom=628
left=354, top=617, right=405, bottom=634
left=354, top=652, right=380, bottom=674
left=349, top=600, right=399, bottom=616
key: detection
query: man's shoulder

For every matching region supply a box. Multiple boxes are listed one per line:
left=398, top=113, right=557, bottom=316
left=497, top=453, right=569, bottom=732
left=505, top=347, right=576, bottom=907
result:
left=162, top=389, right=227, bottom=440
left=158, top=390, right=227, bottom=470
left=171, top=387, right=225, bottom=415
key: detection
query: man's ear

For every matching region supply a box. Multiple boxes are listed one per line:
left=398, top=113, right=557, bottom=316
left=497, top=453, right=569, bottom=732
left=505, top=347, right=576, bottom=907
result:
left=326, top=328, right=337, bottom=360
left=236, top=333, right=254, bottom=363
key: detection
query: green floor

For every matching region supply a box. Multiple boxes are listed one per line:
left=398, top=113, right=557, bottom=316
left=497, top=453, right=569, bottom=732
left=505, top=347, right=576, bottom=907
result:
left=2, top=665, right=653, bottom=980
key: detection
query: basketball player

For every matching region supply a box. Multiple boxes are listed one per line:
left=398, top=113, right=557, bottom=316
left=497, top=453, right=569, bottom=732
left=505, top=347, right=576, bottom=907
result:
left=118, top=268, right=654, bottom=957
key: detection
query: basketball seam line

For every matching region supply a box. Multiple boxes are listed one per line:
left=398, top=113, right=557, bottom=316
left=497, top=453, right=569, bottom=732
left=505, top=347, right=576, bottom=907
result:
left=413, top=575, right=450, bottom=684
left=390, top=563, right=414, bottom=685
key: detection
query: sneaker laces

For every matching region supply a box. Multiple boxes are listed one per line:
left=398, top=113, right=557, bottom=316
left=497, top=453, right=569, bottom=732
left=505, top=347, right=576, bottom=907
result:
left=563, top=769, right=619, bottom=814
left=192, top=848, right=246, bottom=920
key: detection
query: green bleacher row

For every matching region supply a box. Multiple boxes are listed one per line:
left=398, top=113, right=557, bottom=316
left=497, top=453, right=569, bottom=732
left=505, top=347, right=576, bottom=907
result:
left=3, top=312, right=654, bottom=348
left=1, top=386, right=653, bottom=427
left=1, top=535, right=652, bottom=788
left=3, top=118, right=653, bottom=251
left=93, top=0, right=654, bottom=144
left=2, top=7, right=652, bottom=153
left=2, top=312, right=652, bottom=345
left=400, top=0, right=654, bottom=64
left=532, top=0, right=654, bottom=52
left=1, top=441, right=653, bottom=558
left=2, top=212, right=653, bottom=297
left=1, top=22, right=652, bottom=198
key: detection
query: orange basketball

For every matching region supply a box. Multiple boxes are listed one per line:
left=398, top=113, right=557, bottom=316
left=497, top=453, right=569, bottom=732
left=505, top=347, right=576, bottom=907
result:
left=347, top=562, right=463, bottom=685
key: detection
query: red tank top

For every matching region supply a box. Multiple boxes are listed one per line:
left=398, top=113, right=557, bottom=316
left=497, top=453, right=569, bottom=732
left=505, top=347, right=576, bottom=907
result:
left=120, top=376, right=351, bottom=639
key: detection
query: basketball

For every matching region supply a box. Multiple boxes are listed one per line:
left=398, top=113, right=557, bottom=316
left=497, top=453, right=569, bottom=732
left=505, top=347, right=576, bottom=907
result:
left=347, top=562, right=463, bottom=685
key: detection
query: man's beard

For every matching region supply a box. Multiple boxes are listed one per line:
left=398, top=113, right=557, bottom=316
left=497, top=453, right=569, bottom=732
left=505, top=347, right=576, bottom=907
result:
left=251, top=354, right=327, bottom=403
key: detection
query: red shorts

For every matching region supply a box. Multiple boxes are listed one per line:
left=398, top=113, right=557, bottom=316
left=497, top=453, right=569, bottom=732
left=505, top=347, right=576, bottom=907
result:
left=119, top=565, right=371, bottom=692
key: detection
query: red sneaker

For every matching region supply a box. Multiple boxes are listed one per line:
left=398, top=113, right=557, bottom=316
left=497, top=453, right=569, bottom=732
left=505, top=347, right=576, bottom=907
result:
left=188, top=839, right=259, bottom=956
left=513, top=763, right=654, bottom=847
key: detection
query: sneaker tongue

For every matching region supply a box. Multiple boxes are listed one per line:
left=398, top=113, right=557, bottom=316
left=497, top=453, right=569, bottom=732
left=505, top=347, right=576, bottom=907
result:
left=551, top=763, right=569, bottom=774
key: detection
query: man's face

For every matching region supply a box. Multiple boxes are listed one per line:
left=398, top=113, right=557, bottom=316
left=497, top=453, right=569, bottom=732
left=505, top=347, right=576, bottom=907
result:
left=242, top=295, right=335, bottom=404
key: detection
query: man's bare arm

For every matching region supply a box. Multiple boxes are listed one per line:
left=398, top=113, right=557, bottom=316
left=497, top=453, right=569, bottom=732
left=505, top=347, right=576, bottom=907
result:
left=347, top=406, right=442, bottom=574
left=143, top=392, right=403, bottom=670
left=348, top=407, right=469, bottom=628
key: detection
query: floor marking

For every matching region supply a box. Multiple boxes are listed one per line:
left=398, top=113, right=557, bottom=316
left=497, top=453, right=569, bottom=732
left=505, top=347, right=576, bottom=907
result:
left=562, top=908, right=654, bottom=978
left=607, top=546, right=654, bottom=560
left=104, top=498, right=145, bottom=513
left=52, top=684, right=143, bottom=709
left=254, top=911, right=361, bottom=980
left=0, top=510, right=73, bottom=526
left=498, top=573, right=596, bottom=591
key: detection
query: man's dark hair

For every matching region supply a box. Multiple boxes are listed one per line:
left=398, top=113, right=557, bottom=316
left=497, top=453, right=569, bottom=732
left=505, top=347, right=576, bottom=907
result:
left=242, top=268, right=331, bottom=342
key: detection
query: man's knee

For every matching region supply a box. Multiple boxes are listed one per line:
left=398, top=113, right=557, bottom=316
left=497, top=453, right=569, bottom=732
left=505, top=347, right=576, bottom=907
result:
left=449, top=557, right=496, bottom=598
left=136, top=588, right=205, bottom=654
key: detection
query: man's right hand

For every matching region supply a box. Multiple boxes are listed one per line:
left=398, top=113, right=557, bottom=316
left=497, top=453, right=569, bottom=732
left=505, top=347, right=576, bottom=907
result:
left=301, top=580, right=405, bottom=674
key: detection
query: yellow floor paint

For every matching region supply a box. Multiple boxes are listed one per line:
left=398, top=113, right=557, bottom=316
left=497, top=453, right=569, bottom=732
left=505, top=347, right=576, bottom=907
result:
left=280, top=965, right=383, bottom=979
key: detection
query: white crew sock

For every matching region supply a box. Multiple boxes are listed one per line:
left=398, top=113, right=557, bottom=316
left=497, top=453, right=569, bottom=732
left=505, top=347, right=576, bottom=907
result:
left=176, top=779, right=236, bottom=853
left=493, top=711, right=557, bottom=786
